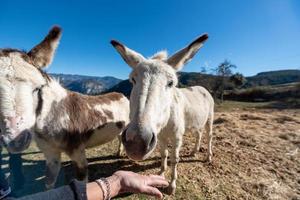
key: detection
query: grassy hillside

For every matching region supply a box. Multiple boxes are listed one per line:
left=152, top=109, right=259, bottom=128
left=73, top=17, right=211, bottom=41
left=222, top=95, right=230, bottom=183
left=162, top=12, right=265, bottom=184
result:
left=224, top=82, right=300, bottom=108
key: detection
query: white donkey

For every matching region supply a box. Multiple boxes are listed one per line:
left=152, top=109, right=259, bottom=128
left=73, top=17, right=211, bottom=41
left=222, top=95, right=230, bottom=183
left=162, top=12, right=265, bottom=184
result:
left=111, top=34, right=214, bottom=194
left=0, top=26, right=129, bottom=189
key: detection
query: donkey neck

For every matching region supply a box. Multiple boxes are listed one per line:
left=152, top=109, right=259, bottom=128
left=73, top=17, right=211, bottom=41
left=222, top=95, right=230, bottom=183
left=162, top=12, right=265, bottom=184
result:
left=35, top=80, right=116, bottom=134
left=154, top=87, right=184, bottom=132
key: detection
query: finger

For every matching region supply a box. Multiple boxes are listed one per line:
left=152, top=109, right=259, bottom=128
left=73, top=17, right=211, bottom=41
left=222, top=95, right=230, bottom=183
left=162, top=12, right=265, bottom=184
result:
left=141, top=186, right=164, bottom=199
left=147, top=178, right=169, bottom=188
left=149, top=175, right=166, bottom=180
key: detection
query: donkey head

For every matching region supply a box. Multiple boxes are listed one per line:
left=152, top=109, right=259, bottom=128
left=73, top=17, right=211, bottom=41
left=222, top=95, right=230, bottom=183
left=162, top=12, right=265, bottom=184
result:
left=0, top=26, right=61, bottom=153
left=111, top=34, right=208, bottom=160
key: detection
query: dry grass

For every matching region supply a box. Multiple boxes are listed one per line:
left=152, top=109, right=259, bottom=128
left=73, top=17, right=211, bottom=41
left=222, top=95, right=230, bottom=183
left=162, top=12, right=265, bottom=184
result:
left=2, top=108, right=300, bottom=200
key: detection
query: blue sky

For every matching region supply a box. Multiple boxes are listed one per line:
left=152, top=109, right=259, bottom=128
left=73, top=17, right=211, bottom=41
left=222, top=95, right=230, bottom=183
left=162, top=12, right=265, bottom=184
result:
left=0, top=0, right=299, bottom=79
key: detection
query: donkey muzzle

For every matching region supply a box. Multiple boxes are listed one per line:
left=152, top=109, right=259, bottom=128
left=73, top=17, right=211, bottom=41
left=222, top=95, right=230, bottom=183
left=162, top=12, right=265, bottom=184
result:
left=121, top=127, right=157, bottom=161
left=1, top=130, right=32, bottom=153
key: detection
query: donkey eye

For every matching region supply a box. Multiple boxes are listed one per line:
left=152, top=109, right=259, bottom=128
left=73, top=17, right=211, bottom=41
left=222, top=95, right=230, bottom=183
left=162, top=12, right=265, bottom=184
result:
left=32, top=87, right=39, bottom=93
left=167, top=81, right=174, bottom=88
left=131, top=78, right=136, bottom=84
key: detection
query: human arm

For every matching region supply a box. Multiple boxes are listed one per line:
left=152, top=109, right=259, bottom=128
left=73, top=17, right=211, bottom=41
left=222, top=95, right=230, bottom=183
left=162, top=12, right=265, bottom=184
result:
left=87, top=170, right=168, bottom=200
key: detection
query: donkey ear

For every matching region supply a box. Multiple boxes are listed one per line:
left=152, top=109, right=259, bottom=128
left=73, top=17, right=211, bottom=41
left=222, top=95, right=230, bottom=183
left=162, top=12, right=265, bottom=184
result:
left=111, top=40, right=145, bottom=68
left=166, top=34, right=208, bottom=71
left=28, top=26, right=62, bottom=68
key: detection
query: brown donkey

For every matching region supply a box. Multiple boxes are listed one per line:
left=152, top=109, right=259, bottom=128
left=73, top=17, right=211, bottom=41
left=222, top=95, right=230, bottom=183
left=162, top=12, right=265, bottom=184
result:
left=0, top=26, right=129, bottom=189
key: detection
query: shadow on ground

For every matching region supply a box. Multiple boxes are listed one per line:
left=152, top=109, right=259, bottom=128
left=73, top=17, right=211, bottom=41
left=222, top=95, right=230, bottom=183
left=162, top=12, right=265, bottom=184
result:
left=3, top=152, right=160, bottom=197
left=3, top=149, right=206, bottom=198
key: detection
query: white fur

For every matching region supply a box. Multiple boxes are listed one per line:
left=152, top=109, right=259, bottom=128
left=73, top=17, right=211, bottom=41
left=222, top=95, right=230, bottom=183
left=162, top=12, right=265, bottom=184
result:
left=94, top=96, right=129, bottom=123
left=0, top=53, right=47, bottom=141
left=132, top=60, right=214, bottom=194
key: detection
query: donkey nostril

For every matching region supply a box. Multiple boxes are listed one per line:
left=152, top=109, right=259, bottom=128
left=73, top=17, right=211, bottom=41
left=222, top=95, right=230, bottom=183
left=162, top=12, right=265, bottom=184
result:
left=149, top=132, right=156, bottom=149
left=122, top=127, right=139, bottom=143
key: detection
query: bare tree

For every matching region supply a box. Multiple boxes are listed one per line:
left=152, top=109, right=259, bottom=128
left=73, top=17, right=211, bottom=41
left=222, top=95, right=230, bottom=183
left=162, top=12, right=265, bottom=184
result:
left=213, top=60, right=236, bottom=102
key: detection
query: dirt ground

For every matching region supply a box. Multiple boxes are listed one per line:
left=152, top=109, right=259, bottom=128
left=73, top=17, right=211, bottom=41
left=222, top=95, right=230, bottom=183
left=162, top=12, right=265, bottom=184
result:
left=2, top=107, right=300, bottom=200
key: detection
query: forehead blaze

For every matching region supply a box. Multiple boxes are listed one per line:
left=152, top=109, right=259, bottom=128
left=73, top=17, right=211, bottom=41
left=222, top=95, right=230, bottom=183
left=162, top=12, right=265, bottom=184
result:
left=132, top=60, right=177, bottom=82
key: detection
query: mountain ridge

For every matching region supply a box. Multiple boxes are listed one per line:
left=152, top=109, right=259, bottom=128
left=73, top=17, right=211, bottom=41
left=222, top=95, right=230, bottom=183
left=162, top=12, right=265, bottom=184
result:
left=105, top=69, right=300, bottom=97
left=49, top=73, right=122, bottom=95
left=48, top=69, right=300, bottom=96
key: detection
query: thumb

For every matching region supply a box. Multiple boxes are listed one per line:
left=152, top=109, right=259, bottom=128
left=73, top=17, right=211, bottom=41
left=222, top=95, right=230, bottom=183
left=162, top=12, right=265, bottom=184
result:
left=141, top=186, right=164, bottom=199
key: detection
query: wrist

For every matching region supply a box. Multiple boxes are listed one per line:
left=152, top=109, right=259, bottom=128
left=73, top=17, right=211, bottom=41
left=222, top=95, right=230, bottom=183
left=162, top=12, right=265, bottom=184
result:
left=87, top=182, right=103, bottom=200
left=107, top=174, right=122, bottom=198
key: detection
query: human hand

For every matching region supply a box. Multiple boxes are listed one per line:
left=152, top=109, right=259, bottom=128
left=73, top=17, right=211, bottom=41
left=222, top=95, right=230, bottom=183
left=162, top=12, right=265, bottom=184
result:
left=109, top=170, right=169, bottom=199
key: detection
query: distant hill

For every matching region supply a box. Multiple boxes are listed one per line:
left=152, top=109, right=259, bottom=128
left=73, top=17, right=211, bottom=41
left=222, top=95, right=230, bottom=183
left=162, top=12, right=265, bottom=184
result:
left=48, top=69, right=299, bottom=97
left=245, top=70, right=300, bottom=87
left=178, top=70, right=300, bottom=89
left=104, top=69, right=300, bottom=98
left=105, top=79, right=132, bottom=97
left=50, top=73, right=122, bottom=95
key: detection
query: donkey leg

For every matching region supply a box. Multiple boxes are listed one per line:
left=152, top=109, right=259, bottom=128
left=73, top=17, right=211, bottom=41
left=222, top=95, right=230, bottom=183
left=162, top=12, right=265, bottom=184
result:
left=35, top=137, right=61, bottom=189
left=116, top=135, right=124, bottom=157
left=44, top=151, right=61, bottom=190
left=205, top=119, right=213, bottom=162
left=191, top=129, right=203, bottom=156
left=168, top=136, right=183, bottom=195
left=70, top=148, right=88, bottom=182
left=158, top=139, right=168, bottom=177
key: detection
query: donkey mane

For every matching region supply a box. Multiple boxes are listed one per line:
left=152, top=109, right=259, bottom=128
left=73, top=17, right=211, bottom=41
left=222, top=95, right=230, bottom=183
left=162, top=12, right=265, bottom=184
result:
left=0, top=48, right=27, bottom=56
left=0, top=48, right=32, bottom=63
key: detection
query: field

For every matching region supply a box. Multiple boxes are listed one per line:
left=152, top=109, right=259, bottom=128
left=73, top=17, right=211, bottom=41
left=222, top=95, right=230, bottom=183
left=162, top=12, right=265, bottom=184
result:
left=2, top=102, right=300, bottom=200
